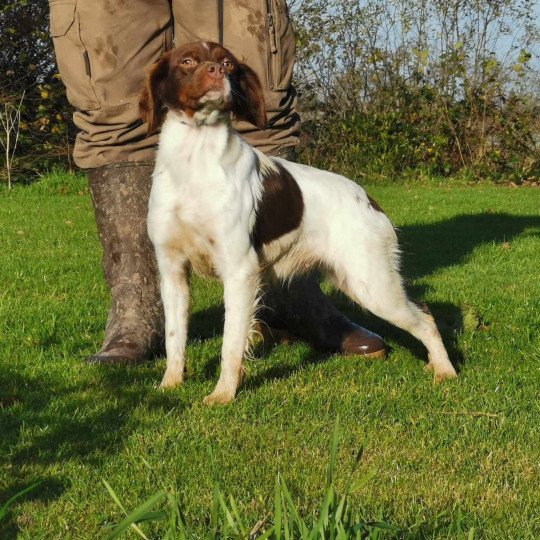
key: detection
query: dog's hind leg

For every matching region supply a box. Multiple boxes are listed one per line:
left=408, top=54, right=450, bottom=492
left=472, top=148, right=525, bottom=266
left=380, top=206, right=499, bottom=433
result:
left=333, top=253, right=457, bottom=381
left=204, top=260, right=260, bottom=405
left=156, top=247, right=190, bottom=389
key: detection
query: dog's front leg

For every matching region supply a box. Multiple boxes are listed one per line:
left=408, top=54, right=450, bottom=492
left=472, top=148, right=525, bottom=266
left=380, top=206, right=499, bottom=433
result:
left=156, top=248, right=190, bottom=389
left=204, top=263, right=259, bottom=405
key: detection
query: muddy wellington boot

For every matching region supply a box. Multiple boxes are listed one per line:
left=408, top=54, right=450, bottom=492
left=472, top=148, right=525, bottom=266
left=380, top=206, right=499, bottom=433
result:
left=86, top=163, right=164, bottom=364
left=259, top=275, right=387, bottom=358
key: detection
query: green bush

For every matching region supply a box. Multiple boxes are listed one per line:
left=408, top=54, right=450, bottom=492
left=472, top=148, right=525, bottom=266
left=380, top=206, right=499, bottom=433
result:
left=298, top=85, right=539, bottom=183
left=0, top=0, right=73, bottom=185
left=293, top=0, right=540, bottom=183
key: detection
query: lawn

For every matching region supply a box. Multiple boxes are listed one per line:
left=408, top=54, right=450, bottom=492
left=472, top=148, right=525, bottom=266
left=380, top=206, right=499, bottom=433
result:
left=1, top=173, right=539, bottom=538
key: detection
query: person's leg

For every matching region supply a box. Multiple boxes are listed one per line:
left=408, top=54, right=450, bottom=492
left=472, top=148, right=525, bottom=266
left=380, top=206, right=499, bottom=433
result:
left=172, top=0, right=386, bottom=356
left=49, top=0, right=172, bottom=362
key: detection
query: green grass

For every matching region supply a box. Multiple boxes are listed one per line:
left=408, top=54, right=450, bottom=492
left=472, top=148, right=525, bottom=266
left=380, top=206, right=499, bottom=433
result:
left=102, top=419, right=399, bottom=539
left=1, top=173, right=539, bottom=538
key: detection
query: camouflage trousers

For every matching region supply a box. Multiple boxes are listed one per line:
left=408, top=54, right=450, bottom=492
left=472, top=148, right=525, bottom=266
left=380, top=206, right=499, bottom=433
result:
left=49, top=0, right=300, bottom=168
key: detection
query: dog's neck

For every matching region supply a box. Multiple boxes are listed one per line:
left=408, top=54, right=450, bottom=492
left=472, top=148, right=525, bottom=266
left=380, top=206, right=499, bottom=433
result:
left=158, top=110, right=249, bottom=169
left=170, top=105, right=232, bottom=128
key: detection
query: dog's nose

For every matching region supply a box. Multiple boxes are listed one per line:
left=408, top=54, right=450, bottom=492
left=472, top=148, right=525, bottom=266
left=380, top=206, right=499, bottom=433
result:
left=206, top=63, right=224, bottom=80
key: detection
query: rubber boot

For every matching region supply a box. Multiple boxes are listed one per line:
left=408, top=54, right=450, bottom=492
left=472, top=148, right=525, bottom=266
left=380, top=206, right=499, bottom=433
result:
left=86, top=163, right=164, bottom=364
left=259, top=275, right=387, bottom=357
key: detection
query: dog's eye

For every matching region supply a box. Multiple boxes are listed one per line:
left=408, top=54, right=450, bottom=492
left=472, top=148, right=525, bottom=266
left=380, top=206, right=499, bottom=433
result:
left=182, top=58, right=196, bottom=66
left=221, top=60, right=232, bottom=69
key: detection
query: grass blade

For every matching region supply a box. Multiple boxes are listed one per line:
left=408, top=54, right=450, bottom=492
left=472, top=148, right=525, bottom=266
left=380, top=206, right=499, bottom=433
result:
left=208, top=483, right=220, bottom=538
left=364, top=520, right=400, bottom=532
left=102, top=479, right=127, bottom=514
left=257, top=526, right=276, bottom=540
left=279, top=474, right=308, bottom=536
left=349, top=470, right=377, bottom=493
left=326, top=415, right=340, bottom=489
left=228, top=494, right=248, bottom=536
left=104, top=487, right=166, bottom=540
left=216, top=488, right=237, bottom=533
left=0, top=481, right=41, bottom=522
left=166, top=491, right=187, bottom=539
left=274, top=474, right=282, bottom=540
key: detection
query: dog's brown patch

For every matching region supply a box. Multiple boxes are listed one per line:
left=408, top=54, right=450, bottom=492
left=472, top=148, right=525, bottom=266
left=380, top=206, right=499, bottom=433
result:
left=367, top=194, right=384, bottom=213
left=251, top=161, right=304, bottom=249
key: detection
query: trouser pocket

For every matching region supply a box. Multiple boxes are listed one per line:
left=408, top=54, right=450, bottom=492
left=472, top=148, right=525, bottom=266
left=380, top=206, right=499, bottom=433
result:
left=50, top=0, right=172, bottom=168
left=49, top=0, right=100, bottom=110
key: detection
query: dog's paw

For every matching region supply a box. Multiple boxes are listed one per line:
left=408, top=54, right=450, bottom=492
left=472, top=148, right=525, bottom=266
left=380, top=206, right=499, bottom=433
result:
left=160, top=369, right=184, bottom=389
left=425, top=362, right=458, bottom=382
left=203, top=390, right=236, bottom=405
left=435, top=368, right=458, bottom=382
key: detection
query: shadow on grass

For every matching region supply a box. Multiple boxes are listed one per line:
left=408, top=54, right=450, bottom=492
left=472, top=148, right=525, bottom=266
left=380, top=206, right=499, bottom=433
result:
left=0, top=477, right=65, bottom=539
left=243, top=348, right=330, bottom=393
left=0, top=364, right=183, bottom=537
left=190, top=304, right=224, bottom=342
left=398, top=212, right=539, bottom=282
left=0, top=368, right=71, bottom=538
left=4, top=368, right=167, bottom=467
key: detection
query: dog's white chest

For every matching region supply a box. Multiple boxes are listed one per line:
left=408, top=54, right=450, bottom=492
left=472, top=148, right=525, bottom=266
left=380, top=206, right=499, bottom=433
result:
left=149, top=150, right=248, bottom=279
left=149, top=117, right=264, bottom=278
left=148, top=167, right=217, bottom=274
left=164, top=198, right=222, bottom=277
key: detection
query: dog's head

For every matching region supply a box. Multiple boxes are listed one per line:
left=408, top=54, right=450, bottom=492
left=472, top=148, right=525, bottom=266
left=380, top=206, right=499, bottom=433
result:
left=139, top=41, right=267, bottom=134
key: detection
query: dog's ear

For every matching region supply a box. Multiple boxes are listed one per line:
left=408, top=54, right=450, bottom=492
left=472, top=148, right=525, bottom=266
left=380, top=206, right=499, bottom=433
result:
left=139, top=55, right=170, bottom=135
left=232, top=63, right=267, bottom=130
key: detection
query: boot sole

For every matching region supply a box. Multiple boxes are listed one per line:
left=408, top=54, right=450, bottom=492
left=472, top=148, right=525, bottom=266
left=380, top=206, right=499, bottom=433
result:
left=351, top=348, right=387, bottom=359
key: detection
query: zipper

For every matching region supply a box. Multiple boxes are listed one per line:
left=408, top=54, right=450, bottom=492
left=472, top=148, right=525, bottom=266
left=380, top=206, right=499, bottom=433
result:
left=217, top=0, right=224, bottom=45
left=265, top=0, right=279, bottom=90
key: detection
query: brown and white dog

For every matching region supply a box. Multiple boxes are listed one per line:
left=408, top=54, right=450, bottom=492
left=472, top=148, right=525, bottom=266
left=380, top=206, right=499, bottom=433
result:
left=139, top=41, right=457, bottom=404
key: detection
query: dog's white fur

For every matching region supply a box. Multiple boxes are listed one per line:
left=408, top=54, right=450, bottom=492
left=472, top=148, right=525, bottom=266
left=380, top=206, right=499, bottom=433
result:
left=148, top=72, right=457, bottom=406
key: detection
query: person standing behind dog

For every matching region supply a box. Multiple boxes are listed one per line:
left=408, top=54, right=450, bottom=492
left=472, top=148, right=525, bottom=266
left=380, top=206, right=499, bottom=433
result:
left=48, top=0, right=386, bottom=364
